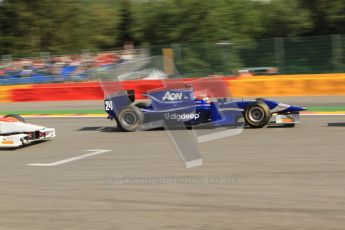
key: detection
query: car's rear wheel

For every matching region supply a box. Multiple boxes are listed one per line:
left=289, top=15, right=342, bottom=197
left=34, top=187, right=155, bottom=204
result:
left=4, top=114, right=26, bottom=123
left=244, top=101, right=271, bottom=128
left=117, top=105, right=144, bottom=132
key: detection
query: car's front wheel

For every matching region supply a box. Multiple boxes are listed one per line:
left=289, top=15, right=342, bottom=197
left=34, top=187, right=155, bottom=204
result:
left=244, top=101, right=271, bottom=128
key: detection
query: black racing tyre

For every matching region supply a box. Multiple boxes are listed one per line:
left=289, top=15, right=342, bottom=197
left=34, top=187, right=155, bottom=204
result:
left=243, top=101, right=271, bottom=128
left=133, top=101, right=151, bottom=109
left=4, top=114, right=26, bottom=123
left=117, top=105, right=144, bottom=132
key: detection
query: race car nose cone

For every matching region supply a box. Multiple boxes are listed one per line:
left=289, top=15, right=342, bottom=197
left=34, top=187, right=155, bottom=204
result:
left=291, top=105, right=307, bottom=111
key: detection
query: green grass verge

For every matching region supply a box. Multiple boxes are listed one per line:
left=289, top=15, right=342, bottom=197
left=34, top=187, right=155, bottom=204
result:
left=306, top=106, right=345, bottom=112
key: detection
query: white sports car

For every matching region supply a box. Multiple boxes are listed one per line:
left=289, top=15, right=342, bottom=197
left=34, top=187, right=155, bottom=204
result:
left=0, top=114, right=55, bottom=148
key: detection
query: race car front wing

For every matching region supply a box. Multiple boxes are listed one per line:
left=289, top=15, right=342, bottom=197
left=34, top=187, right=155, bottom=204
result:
left=271, top=112, right=301, bottom=126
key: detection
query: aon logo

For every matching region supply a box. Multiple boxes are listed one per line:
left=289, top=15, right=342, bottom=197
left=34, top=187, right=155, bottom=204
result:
left=162, top=91, right=183, bottom=101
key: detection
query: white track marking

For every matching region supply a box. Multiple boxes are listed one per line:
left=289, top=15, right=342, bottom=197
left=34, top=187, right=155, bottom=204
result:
left=27, top=149, right=112, bottom=167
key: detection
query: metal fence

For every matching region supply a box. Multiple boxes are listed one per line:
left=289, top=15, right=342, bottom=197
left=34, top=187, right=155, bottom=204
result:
left=166, top=35, right=344, bottom=76
left=1, top=35, right=344, bottom=83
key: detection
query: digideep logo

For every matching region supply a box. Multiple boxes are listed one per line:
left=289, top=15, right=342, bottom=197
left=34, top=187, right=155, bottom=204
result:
left=165, top=113, right=200, bottom=121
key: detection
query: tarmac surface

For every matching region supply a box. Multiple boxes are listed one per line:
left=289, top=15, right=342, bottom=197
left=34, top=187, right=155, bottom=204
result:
left=0, top=115, right=345, bottom=229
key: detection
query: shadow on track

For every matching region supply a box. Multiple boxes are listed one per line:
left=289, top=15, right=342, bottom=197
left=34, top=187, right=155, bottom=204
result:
left=77, top=126, right=120, bottom=132
left=328, top=123, right=345, bottom=127
left=77, top=126, right=164, bottom=132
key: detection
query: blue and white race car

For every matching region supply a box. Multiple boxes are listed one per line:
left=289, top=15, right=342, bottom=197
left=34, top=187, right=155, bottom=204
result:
left=98, top=56, right=306, bottom=131
left=104, top=88, right=306, bottom=131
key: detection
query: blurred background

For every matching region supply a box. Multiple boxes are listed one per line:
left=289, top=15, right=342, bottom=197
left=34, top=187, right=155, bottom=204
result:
left=0, top=0, right=344, bottom=84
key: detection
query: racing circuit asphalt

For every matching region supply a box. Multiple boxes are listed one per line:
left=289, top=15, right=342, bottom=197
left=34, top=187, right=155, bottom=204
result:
left=0, top=114, right=345, bottom=229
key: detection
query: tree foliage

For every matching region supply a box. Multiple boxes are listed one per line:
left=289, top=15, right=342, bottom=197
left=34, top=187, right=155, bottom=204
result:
left=258, top=0, right=313, bottom=37
left=0, top=0, right=121, bottom=55
left=129, top=0, right=264, bottom=45
left=300, top=0, right=345, bottom=35
left=0, top=0, right=343, bottom=55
